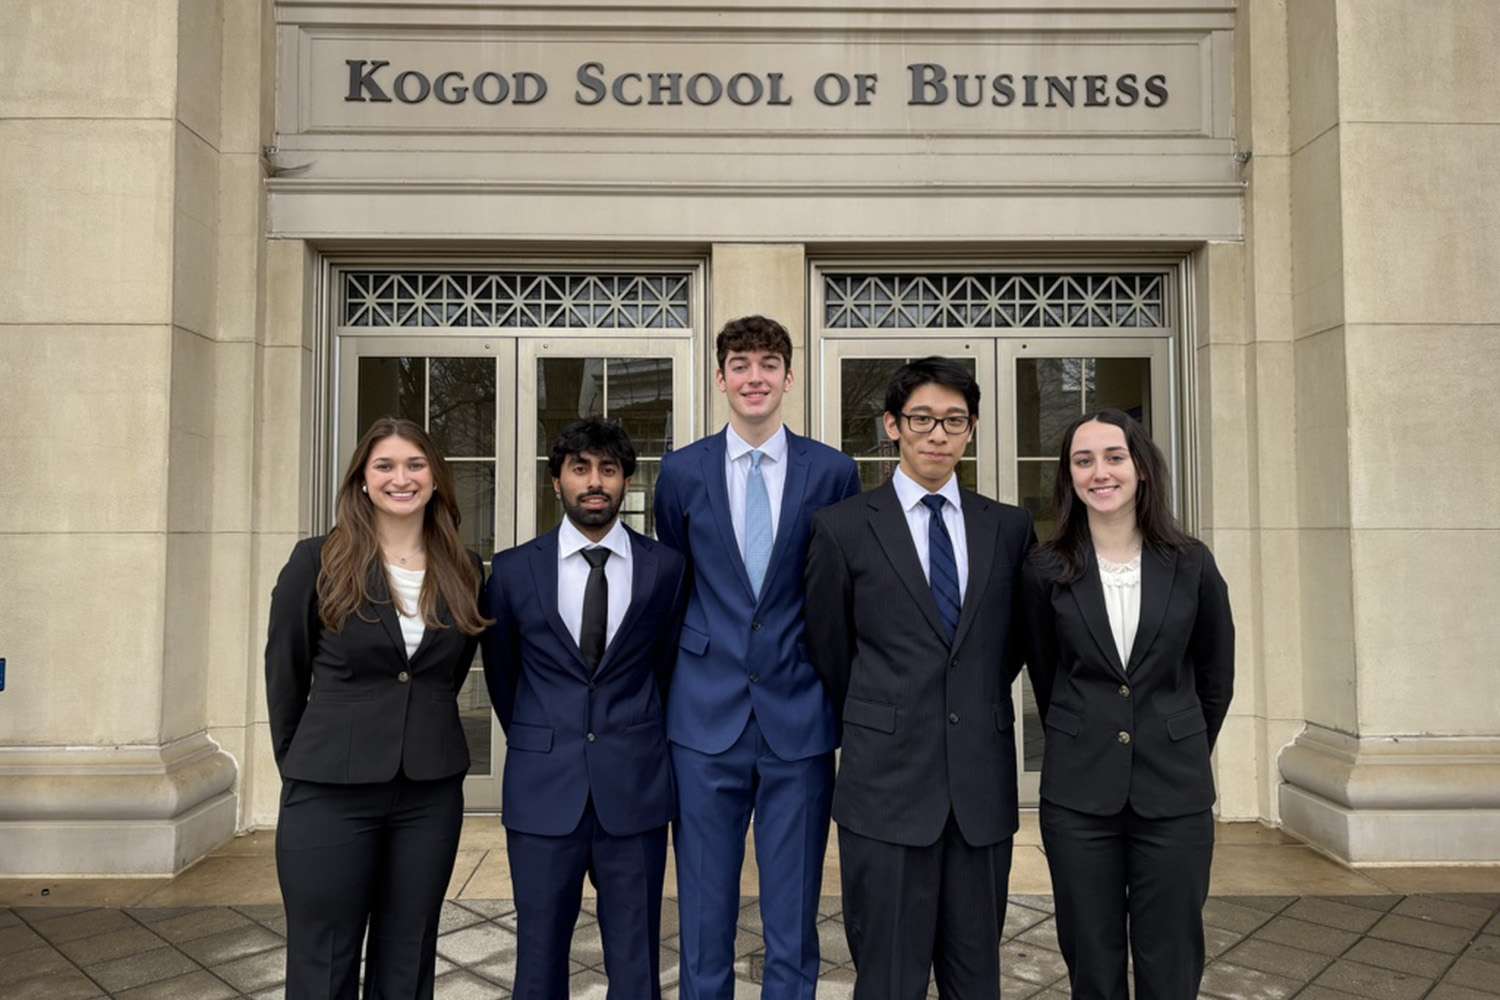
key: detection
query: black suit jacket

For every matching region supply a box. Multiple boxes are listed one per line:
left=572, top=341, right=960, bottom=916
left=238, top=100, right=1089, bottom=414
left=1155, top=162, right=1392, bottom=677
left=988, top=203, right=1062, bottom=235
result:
left=265, top=536, right=484, bottom=783
left=1020, top=542, right=1234, bottom=819
left=804, top=480, right=1036, bottom=848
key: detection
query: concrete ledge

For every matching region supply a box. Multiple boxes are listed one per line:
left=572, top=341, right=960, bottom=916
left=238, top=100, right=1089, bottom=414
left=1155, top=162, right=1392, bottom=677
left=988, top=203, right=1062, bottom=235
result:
left=0, top=734, right=239, bottom=875
left=1278, top=725, right=1500, bottom=864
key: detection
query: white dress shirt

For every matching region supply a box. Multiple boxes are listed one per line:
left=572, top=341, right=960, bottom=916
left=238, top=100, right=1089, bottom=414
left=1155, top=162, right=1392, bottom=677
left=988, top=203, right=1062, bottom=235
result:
left=890, top=466, right=969, bottom=602
left=1097, top=551, right=1142, bottom=669
left=557, top=517, right=634, bottom=650
left=724, top=423, right=788, bottom=561
left=386, top=564, right=427, bottom=658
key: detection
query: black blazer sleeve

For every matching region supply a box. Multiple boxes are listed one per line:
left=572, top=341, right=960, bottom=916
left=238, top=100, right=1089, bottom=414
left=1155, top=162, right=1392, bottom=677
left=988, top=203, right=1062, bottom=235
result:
left=803, top=509, right=854, bottom=724
left=1191, top=544, right=1235, bottom=751
left=264, top=537, right=323, bottom=771
left=1020, top=553, right=1059, bottom=726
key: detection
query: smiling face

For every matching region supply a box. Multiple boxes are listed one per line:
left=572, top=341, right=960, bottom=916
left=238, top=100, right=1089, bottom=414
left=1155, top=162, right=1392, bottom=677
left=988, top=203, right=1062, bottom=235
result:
left=554, top=448, right=630, bottom=541
left=1068, top=419, right=1141, bottom=523
left=883, top=382, right=974, bottom=491
left=716, top=349, right=792, bottom=438
left=363, top=434, right=435, bottom=522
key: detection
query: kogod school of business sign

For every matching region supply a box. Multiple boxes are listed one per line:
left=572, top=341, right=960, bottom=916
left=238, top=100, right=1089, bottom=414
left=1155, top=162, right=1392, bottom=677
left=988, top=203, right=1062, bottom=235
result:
left=286, top=34, right=1216, bottom=137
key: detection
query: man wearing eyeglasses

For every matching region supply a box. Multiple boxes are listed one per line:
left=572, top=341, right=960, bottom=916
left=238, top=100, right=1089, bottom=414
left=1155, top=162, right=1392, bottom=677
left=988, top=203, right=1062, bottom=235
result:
left=804, top=356, right=1036, bottom=1000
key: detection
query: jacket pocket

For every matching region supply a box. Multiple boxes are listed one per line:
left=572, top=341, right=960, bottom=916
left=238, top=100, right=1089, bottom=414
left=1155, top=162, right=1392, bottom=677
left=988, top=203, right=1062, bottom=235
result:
left=506, top=722, right=554, bottom=753
left=1166, top=709, right=1207, bottom=741
left=1045, top=706, right=1082, bottom=737
left=310, top=689, right=372, bottom=703
left=994, top=702, right=1016, bottom=732
left=843, top=697, right=897, bottom=734
left=625, top=714, right=663, bottom=733
left=679, top=624, right=709, bottom=655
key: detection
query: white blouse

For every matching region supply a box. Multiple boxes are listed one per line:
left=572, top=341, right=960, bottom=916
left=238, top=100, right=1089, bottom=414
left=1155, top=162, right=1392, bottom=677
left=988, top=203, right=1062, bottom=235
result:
left=1097, top=552, right=1142, bottom=670
left=386, top=564, right=427, bottom=658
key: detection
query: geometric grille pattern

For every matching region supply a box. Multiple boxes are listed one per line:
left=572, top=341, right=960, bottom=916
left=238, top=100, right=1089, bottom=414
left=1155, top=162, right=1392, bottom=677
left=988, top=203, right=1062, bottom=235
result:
left=343, top=272, right=692, bottom=329
left=824, top=273, right=1167, bottom=329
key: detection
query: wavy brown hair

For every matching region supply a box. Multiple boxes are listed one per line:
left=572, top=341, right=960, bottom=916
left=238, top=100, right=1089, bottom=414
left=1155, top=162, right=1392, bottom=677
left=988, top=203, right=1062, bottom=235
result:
left=1038, top=408, right=1194, bottom=584
left=318, top=417, right=490, bottom=635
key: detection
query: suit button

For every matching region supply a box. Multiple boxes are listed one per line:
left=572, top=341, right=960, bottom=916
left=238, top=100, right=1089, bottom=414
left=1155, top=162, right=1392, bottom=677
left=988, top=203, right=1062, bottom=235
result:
left=949, top=657, right=959, bottom=670
left=397, top=671, right=410, bottom=683
left=1118, top=685, right=1131, bottom=698
left=749, top=673, right=760, bottom=684
left=588, top=682, right=597, bottom=692
left=586, top=732, right=597, bottom=743
left=1117, top=731, right=1132, bottom=745
left=948, top=713, right=959, bottom=724
left=752, top=621, right=763, bottom=631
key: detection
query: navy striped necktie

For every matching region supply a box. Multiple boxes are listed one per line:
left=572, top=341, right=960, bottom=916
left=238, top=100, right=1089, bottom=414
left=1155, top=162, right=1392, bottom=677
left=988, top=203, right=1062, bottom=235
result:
left=920, top=494, right=961, bottom=641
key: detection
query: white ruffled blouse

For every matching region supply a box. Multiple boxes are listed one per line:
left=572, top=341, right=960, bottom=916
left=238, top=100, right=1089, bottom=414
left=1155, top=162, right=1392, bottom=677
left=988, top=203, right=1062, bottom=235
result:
left=1097, top=552, right=1142, bottom=670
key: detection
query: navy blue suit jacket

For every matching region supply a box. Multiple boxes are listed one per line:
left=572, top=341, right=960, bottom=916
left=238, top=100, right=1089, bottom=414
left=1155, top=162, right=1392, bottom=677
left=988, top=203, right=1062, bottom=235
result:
left=653, top=428, right=861, bottom=760
left=482, top=525, right=688, bottom=837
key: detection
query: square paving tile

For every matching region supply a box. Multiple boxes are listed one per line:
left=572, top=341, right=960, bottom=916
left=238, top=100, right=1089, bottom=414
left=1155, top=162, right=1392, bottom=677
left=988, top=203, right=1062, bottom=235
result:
left=1220, top=937, right=1335, bottom=980
left=113, top=969, right=241, bottom=1000
left=1288, top=987, right=1366, bottom=1000
left=1204, top=923, right=1248, bottom=958
left=1251, top=914, right=1361, bottom=956
left=1313, top=958, right=1434, bottom=1000
left=0, top=921, right=48, bottom=957
left=433, top=968, right=509, bottom=999
left=84, top=945, right=202, bottom=994
left=1203, top=897, right=1277, bottom=935
left=1004, top=903, right=1049, bottom=938
left=1427, top=985, right=1500, bottom=1000
left=176, top=923, right=285, bottom=966
left=437, top=921, right=518, bottom=966
left=56, top=924, right=170, bottom=966
left=1345, top=936, right=1458, bottom=979
left=0, top=967, right=107, bottom=1000
left=212, top=943, right=288, bottom=993
left=1393, top=896, right=1495, bottom=932
left=1325, top=894, right=1402, bottom=913
left=149, top=907, right=255, bottom=943
left=1369, top=911, right=1478, bottom=953
left=1444, top=954, right=1500, bottom=992
left=1283, top=897, right=1385, bottom=934
left=1198, top=961, right=1302, bottom=1000
left=0, top=943, right=76, bottom=988
left=1014, top=919, right=1060, bottom=953
left=1463, top=932, right=1500, bottom=967
left=1000, top=939, right=1069, bottom=987
left=31, top=907, right=139, bottom=944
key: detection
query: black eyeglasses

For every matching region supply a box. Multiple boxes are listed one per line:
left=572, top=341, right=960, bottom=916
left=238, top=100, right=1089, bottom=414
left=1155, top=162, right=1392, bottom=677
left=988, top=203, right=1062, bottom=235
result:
left=899, top=413, right=974, bottom=434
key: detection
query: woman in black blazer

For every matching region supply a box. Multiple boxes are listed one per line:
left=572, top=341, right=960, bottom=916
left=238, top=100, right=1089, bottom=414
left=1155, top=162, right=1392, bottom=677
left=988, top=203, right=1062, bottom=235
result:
left=265, top=417, right=489, bottom=1000
left=1021, top=409, right=1234, bottom=1000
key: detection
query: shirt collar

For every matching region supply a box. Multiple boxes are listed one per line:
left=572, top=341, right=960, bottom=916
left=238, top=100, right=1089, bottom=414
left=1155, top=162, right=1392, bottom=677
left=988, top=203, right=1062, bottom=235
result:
left=892, top=465, right=963, bottom=514
left=725, top=423, right=788, bottom=465
left=558, top=516, right=631, bottom=561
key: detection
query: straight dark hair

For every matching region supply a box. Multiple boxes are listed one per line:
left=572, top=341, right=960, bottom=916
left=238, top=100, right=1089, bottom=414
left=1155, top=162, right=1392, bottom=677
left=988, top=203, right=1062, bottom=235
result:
left=547, top=417, right=638, bottom=478
left=319, top=417, right=490, bottom=635
left=1038, top=408, right=1194, bottom=584
left=884, top=356, right=981, bottom=418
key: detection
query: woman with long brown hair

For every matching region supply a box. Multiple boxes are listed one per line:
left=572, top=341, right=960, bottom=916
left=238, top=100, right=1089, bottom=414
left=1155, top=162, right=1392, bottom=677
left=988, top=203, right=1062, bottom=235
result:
left=1021, top=409, right=1234, bottom=1000
left=265, top=417, right=489, bottom=999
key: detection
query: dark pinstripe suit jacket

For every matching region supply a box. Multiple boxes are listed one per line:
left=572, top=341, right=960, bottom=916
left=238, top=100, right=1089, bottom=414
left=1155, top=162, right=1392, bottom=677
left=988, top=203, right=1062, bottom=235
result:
left=804, top=480, right=1036, bottom=848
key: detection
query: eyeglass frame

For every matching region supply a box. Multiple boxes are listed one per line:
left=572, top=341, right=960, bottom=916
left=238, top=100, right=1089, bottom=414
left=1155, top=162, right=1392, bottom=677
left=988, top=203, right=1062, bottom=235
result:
left=896, top=412, right=976, bottom=435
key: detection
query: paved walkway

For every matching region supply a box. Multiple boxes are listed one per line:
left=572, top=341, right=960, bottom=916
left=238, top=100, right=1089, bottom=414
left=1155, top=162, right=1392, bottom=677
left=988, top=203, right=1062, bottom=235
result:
left=3, top=819, right=1498, bottom=999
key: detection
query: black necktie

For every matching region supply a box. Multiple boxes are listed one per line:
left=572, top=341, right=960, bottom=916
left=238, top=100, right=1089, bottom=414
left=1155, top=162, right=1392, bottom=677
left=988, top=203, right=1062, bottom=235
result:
left=921, top=494, right=961, bottom=641
left=580, top=547, right=611, bottom=672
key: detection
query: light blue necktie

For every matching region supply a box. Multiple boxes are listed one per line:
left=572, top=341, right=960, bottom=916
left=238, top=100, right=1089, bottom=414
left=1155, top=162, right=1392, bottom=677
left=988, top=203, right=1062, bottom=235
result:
left=745, top=449, right=772, bottom=599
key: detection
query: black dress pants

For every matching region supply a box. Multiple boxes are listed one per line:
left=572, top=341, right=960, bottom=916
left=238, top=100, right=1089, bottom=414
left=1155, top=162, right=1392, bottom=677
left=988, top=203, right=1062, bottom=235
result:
left=1040, top=801, right=1214, bottom=1000
left=276, top=772, right=465, bottom=1000
left=839, top=814, right=1013, bottom=1000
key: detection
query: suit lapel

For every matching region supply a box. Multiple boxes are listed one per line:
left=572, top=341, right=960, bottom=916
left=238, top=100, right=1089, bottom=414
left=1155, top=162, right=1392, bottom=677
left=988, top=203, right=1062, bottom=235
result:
left=701, top=431, right=757, bottom=601
left=528, top=531, right=590, bottom=675
left=760, top=430, right=811, bottom=600
left=867, top=482, right=951, bottom=644
left=1069, top=550, right=1128, bottom=678
left=952, top=490, right=994, bottom=649
left=597, top=529, right=659, bottom=677
left=368, top=566, right=410, bottom=663
left=1126, top=545, right=1177, bottom=674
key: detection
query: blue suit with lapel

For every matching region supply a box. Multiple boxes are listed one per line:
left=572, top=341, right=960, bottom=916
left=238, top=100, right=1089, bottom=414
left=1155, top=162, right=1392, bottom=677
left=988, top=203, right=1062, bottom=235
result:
left=483, top=524, right=688, bottom=999
left=654, top=427, right=860, bottom=1000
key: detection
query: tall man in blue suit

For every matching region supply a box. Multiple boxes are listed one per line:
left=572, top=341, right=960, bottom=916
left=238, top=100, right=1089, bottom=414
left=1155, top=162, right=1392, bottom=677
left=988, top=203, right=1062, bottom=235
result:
left=654, top=315, right=862, bottom=1000
left=484, top=418, right=688, bottom=1000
